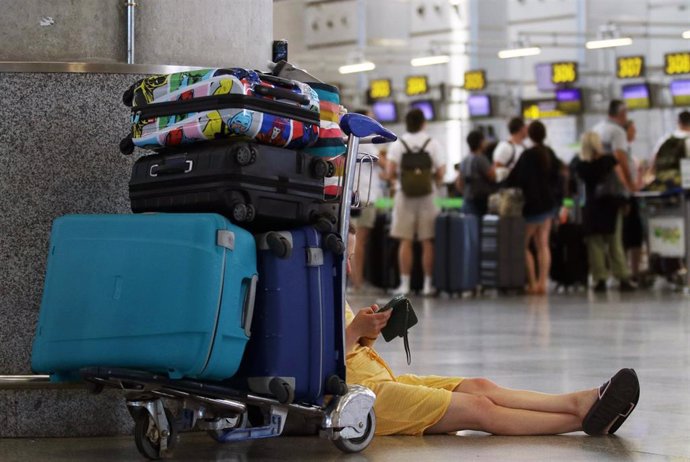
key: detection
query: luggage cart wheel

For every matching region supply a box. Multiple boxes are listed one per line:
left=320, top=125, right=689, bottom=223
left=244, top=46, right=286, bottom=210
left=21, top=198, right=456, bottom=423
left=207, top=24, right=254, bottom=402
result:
left=119, top=136, right=135, bottom=155
left=326, top=375, right=348, bottom=396
left=231, top=203, right=248, bottom=222
left=333, top=409, right=376, bottom=454
left=310, top=159, right=331, bottom=179
left=324, top=233, right=345, bottom=255
left=233, top=144, right=257, bottom=166
left=269, top=377, right=295, bottom=404
left=266, top=232, right=293, bottom=259
left=313, top=216, right=336, bottom=233
left=134, top=408, right=178, bottom=460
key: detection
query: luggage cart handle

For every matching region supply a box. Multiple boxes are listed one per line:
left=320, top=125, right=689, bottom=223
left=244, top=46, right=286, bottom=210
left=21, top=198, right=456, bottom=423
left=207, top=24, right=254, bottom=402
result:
left=340, top=113, right=397, bottom=144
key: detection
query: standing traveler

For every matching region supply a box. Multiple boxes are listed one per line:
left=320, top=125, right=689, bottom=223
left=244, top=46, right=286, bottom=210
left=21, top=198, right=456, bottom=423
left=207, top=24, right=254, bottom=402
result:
left=493, top=117, right=529, bottom=182
left=650, top=110, right=690, bottom=190
left=457, top=130, right=496, bottom=217
left=350, top=109, right=387, bottom=294
left=504, top=121, right=563, bottom=295
left=592, top=100, right=636, bottom=194
left=386, top=109, right=446, bottom=296
left=576, top=131, right=635, bottom=292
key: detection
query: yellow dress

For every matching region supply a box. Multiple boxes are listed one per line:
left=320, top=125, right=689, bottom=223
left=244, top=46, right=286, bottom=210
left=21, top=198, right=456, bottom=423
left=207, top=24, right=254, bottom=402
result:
left=345, top=305, right=464, bottom=436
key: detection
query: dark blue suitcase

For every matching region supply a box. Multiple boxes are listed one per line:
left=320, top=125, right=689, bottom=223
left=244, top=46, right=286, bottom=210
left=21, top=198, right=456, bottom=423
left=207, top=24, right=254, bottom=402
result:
left=433, top=212, right=480, bottom=294
left=238, top=226, right=345, bottom=405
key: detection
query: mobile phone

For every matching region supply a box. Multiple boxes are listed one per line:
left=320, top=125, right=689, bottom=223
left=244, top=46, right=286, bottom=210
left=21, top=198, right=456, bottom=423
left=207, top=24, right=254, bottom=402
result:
left=272, top=40, right=288, bottom=63
left=377, top=294, right=405, bottom=313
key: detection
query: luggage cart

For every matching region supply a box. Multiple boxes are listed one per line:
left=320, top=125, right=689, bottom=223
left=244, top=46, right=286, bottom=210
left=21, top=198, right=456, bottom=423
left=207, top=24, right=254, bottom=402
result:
left=635, top=189, right=690, bottom=288
left=78, top=113, right=397, bottom=459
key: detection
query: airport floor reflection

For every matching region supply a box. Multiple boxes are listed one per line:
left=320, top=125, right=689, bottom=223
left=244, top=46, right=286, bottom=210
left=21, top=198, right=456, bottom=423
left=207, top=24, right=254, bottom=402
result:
left=5, top=290, right=690, bottom=461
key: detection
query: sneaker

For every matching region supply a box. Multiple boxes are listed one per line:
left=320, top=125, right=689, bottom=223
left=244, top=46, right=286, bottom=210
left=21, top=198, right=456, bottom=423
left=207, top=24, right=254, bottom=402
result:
left=422, top=285, right=436, bottom=297
left=593, top=280, right=607, bottom=293
left=391, top=284, right=410, bottom=295
left=619, top=280, right=637, bottom=292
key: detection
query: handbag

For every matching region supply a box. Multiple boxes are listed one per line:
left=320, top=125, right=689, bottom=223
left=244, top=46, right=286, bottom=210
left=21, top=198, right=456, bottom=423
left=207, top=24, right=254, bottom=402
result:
left=379, top=295, right=418, bottom=365
left=488, top=188, right=524, bottom=217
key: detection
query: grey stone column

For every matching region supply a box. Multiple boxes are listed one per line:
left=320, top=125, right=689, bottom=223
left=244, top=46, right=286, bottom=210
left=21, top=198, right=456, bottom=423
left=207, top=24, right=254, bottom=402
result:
left=0, top=0, right=272, bottom=437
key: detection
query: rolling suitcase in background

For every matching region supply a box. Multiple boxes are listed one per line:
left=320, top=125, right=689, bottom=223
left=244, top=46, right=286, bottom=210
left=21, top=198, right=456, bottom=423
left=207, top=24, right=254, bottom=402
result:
left=120, top=68, right=320, bottom=154
left=434, top=213, right=480, bottom=295
left=129, top=140, right=337, bottom=233
left=364, top=212, right=423, bottom=293
left=480, top=215, right=526, bottom=291
left=550, top=222, right=588, bottom=289
left=31, top=213, right=258, bottom=382
left=238, top=227, right=346, bottom=405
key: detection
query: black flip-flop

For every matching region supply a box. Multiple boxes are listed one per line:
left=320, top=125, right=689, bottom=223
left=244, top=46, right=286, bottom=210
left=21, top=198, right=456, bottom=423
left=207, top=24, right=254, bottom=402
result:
left=608, top=369, right=640, bottom=435
left=582, top=368, right=640, bottom=436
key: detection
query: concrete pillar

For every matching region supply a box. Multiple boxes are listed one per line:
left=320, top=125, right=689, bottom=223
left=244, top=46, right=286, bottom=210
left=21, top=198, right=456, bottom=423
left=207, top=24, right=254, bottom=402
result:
left=0, top=0, right=272, bottom=437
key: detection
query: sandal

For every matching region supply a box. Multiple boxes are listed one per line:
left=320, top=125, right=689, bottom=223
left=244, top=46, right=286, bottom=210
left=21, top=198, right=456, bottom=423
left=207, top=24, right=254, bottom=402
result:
left=582, top=368, right=640, bottom=436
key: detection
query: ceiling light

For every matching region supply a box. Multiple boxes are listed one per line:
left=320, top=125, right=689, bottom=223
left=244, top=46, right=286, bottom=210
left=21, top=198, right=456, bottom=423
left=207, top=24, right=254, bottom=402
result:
left=338, top=61, right=376, bottom=74
left=497, top=47, right=541, bottom=59
left=411, top=54, right=451, bottom=67
left=585, top=37, right=633, bottom=49
left=683, top=30, right=690, bottom=39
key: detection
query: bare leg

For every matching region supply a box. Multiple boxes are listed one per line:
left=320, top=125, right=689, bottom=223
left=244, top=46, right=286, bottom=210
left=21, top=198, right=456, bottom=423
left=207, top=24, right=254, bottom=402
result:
left=455, top=378, right=596, bottom=419
left=352, top=226, right=370, bottom=289
left=628, top=247, right=642, bottom=279
left=524, top=224, right=538, bottom=292
left=399, top=239, right=413, bottom=276
left=422, top=239, right=434, bottom=278
left=426, top=392, right=582, bottom=435
left=536, top=219, right=552, bottom=293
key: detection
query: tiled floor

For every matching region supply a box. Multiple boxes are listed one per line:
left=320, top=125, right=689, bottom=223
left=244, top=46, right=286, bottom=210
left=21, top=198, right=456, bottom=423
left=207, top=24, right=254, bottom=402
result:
left=4, top=289, right=690, bottom=461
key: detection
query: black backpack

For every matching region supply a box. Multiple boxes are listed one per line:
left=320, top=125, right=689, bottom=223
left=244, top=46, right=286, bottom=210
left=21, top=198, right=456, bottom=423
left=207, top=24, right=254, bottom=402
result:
left=653, top=136, right=688, bottom=190
left=399, top=138, right=434, bottom=197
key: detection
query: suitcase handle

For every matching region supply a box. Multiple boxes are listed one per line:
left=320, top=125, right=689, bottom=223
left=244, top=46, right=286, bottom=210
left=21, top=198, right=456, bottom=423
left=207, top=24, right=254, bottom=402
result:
left=242, top=275, right=259, bottom=337
left=260, top=73, right=298, bottom=88
left=149, top=156, right=194, bottom=176
left=254, top=85, right=309, bottom=105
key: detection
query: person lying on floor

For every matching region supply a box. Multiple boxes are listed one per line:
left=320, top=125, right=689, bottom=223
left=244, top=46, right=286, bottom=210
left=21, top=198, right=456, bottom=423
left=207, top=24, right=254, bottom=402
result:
left=344, top=225, right=640, bottom=437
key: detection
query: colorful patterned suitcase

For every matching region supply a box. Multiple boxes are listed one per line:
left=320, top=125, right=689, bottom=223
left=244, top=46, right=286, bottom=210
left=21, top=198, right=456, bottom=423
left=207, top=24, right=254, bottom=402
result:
left=120, top=68, right=320, bottom=154
left=237, top=227, right=346, bottom=405
left=31, top=213, right=258, bottom=382
left=128, top=141, right=337, bottom=233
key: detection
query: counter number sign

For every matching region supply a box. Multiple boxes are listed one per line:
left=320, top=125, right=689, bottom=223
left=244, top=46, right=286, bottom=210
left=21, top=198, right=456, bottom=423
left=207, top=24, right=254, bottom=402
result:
left=665, top=52, right=690, bottom=75
left=369, top=79, right=392, bottom=100
left=405, top=75, right=429, bottom=96
left=616, top=56, right=644, bottom=79
left=464, top=70, right=486, bottom=91
left=551, top=62, right=577, bottom=85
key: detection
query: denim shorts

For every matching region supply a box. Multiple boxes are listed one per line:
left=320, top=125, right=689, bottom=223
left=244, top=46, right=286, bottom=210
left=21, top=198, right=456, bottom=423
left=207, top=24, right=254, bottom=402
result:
left=524, top=210, right=553, bottom=225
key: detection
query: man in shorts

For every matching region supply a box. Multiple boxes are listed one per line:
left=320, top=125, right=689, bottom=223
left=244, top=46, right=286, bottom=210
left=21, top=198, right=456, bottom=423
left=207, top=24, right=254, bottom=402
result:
left=386, top=108, right=445, bottom=296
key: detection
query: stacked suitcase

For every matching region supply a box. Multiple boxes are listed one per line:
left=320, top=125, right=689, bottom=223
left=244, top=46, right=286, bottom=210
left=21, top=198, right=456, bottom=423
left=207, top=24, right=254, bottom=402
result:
left=480, top=215, right=526, bottom=291
left=32, top=68, right=348, bottom=405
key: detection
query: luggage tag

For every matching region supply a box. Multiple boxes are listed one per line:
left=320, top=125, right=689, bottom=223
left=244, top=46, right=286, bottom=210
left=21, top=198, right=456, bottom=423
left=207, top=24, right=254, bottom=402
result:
left=377, top=295, right=418, bottom=365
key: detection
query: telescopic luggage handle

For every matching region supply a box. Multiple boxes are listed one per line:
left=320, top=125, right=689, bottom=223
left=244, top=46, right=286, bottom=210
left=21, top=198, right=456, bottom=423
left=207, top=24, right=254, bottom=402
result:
left=253, top=85, right=310, bottom=105
left=339, top=113, right=397, bottom=144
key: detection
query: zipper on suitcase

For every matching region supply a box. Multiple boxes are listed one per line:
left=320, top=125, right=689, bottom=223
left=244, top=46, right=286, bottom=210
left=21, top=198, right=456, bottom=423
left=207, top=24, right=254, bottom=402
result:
left=133, top=94, right=319, bottom=126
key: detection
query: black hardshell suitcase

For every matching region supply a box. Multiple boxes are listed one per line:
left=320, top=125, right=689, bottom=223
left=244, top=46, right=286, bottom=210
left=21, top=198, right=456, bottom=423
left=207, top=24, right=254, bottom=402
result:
left=129, top=141, right=337, bottom=233
left=364, top=212, right=423, bottom=292
left=550, top=223, right=588, bottom=289
left=480, top=215, right=526, bottom=291
left=433, top=213, right=480, bottom=294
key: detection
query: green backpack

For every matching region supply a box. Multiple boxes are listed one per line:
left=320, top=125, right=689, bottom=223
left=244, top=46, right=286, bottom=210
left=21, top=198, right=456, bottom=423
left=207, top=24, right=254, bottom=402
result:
left=400, top=138, right=434, bottom=197
left=652, top=136, right=688, bottom=190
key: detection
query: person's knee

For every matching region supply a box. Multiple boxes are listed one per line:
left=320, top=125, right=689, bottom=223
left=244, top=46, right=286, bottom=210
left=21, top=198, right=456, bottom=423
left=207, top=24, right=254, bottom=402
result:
left=457, top=378, right=498, bottom=395
left=471, top=395, right=499, bottom=427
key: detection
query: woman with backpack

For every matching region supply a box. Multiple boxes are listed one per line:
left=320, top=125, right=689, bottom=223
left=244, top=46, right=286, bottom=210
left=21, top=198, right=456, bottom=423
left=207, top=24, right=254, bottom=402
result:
left=456, top=130, right=497, bottom=217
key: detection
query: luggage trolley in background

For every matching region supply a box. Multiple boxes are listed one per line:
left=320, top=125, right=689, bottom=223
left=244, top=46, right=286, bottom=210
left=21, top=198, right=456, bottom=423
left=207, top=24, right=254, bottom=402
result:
left=636, top=189, right=690, bottom=288
left=75, top=113, right=396, bottom=460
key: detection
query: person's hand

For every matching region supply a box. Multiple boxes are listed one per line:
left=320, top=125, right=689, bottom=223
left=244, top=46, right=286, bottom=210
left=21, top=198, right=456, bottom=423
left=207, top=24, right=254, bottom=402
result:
left=349, top=304, right=392, bottom=342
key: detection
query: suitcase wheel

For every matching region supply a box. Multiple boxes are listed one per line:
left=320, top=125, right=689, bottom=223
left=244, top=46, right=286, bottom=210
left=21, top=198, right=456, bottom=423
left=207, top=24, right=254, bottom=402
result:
left=324, top=233, right=345, bottom=255
left=119, top=135, right=135, bottom=155
left=310, top=159, right=333, bottom=179
left=326, top=375, right=348, bottom=396
left=232, top=144, right=257, bottom=166
left=269, top=377, right=295, bottom=404
left=313, top=215, right=336, bottom=233
left=245, top=204, right=256, bottom=222
left=231, top=203, right=249, bottom=222
left=266, top=232, right=293, bottom=259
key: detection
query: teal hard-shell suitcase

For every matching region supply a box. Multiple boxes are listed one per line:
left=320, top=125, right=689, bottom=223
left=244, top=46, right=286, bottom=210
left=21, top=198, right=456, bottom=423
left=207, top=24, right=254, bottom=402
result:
left=31, top=213, right=258, bottom=382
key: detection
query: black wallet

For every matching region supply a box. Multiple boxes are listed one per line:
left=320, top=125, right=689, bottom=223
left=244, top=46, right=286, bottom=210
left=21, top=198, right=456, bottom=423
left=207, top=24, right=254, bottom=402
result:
left=379, top=295, right=418, bottom=364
